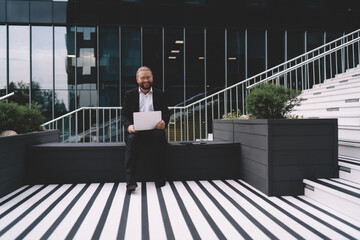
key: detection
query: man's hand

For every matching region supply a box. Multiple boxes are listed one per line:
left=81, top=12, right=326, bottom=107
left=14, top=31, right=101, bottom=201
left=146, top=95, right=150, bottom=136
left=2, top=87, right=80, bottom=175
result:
left=128, top=125, right=137, bottom=133
left=155, top=120, right=166, bottom=130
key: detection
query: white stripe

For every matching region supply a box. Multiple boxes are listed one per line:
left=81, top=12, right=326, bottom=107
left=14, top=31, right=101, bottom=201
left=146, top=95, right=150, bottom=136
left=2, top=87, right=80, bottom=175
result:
left=173, top=181, right=218, bottom=239
left=99, top=183, right=127, bottom=240
left=285, top=196, right=360, bottom=238
left=0, top=185, right=29, bottom=203
left=226, top=180, right=322, bottom=240
left=331, top=178, right=360, bottom=188
left=0, top=185, right=43, bottom=215
left=74, top=183, right=113, bottom=239
left=160, top=182, right=192, bottom=239
left=187, top=181, right=242, bottom=240
left=24, top=184, right=87, bottom=240
left=48, top=183, right=100, bottom=239
left=271, top=196, right=349, bottom=240
left=124, top=182, right=142, bottom=240
left=146, top=182, right=167, bottom=240
left=1, top=185, right=70, bottom=240
left=0, top=185, right=57, bottom=232
left=210, top=180, right=295, bottom=240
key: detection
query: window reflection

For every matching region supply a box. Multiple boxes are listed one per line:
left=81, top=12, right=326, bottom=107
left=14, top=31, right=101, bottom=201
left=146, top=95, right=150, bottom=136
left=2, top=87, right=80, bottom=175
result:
left=32, top=26, right=53, bottom=90
left=186, top=28, right=204, bottom=104
left=247, top=29, right=265, bottom=80
left=143, top=27, right=163, bottom=91
left=0, top=25, right=6, bottom=91
left=99, top=26, right=119, bottom=107
left=76, top=26, right=98, bottom=107
left=227, top=29, right=245, bottom=86
left=9, top=25, right=30, bottom=104
left=164, top=28, right=184, bottom=106
left=121, top=27, right=141, bottom=104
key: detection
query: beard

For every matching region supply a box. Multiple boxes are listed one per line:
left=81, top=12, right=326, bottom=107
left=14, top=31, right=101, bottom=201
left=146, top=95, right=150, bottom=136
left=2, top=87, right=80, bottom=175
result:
left=139, top=82, right=152, bottom=90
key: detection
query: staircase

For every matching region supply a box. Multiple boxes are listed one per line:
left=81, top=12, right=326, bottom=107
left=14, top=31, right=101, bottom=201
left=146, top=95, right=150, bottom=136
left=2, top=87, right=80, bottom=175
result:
left=291, top=65, right=360, bottom=222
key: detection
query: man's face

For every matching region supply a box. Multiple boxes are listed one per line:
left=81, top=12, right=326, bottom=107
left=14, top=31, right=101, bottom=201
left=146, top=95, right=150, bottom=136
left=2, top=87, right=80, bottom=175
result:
left=136, top=70, right=153, bottom=90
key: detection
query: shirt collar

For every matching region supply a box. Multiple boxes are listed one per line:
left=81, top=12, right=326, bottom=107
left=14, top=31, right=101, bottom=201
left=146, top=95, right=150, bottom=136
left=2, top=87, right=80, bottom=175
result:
left=138, top=87, right=153, bottom=95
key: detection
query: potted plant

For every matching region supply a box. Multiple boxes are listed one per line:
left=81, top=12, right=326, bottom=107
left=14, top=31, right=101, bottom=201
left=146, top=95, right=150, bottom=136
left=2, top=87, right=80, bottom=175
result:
left=213, top=83, right=338, bottom=196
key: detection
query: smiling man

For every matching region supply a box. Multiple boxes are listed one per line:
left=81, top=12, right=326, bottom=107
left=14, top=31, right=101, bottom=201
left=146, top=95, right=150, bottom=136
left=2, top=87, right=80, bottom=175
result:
left=122, top=66, right=170, bottom=192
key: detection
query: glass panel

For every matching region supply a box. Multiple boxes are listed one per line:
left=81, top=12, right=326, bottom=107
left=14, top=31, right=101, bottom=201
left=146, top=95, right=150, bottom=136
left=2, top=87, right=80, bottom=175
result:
left=76, top=26, right=98, bottom=107
left=30, top=1, right=52, bottom=23
left=206, top=28, right=225, bottom=94
left=55, top=90, right=75, bottom=118
left=9, top=25, right=30, bottom=104
left=32, top=89, right=53, bottom=121
left=7, top=1, right=29, bottom=23
left=307, top=31, right=324, bottom=86
left=143, top=27, right=163, bottom=91
left=121, top=27, right=141, bottom=104
left=0, top=25, right=6, bottom=92
left=267, top=30, right=285, bottom=69
left=0, top=0, right=5, bottom=22
left=55, top=26, right=75, bottom=112
left=287, top=30, right=304, bottom=60
left=227, top=29, right=245, bottom=86
left=53, top=2, right=67, bottom=24
left=326, top=32, right=343, bottom=78
left=164, top=27, right=184, bottom=106
left=99, top=26, right=119, bottom=107
left=32, top=26, right=53, bottom=90
left=186, top=28, right=204, bottom=104
left=247, top=29, right=265, bottom=78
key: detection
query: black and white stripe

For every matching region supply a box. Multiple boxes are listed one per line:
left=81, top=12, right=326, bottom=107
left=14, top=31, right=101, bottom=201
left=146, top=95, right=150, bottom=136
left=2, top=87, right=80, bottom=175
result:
left=0, top=180, right=359, bottom=240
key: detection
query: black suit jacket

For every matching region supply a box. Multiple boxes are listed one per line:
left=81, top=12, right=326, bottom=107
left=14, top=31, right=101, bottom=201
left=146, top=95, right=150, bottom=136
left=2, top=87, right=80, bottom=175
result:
left=122, top=87, right=170, bottom=131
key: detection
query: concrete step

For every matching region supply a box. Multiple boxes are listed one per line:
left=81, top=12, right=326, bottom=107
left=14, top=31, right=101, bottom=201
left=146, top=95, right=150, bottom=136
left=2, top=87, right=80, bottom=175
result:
left=339, top=140, right=360, bottom=159
left=339, top=155, right=360, bottom=184
left=303, top=178, right=360, bottom=221
left=301, top=83, right=360, bottom=98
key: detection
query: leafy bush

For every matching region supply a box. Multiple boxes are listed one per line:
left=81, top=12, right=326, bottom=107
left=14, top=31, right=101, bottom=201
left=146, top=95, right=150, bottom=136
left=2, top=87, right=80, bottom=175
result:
left=246, top=83, right=301, bottom=119
left=0, top=101, right=45, bottom=134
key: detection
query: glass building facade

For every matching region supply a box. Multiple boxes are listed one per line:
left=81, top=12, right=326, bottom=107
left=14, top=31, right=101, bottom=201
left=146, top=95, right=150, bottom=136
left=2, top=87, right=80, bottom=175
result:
left=0, top=0, right=358, bottom=121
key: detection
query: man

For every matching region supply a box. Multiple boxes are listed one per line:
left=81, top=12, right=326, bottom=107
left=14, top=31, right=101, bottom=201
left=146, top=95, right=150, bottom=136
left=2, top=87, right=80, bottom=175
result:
left=122, top=66, right=170, bottom=192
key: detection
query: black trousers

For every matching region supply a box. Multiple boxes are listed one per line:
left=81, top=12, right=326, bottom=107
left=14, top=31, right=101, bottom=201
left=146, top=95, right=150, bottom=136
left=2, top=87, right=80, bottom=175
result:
left=124, top=129, right=167, bottom=185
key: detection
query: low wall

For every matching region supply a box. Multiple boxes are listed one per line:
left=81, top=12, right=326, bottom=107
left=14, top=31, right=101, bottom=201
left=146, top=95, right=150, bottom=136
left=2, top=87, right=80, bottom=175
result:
left=0, top=130, right=59, bottom=198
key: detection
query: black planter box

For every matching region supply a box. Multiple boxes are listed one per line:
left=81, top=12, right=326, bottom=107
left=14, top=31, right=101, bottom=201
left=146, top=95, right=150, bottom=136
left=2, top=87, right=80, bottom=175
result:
left=213, top=119, right=338, bottom=196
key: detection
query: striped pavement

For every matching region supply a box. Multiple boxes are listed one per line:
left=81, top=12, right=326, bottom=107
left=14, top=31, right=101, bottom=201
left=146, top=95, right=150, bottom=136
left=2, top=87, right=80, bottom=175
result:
left=0, top=180, right=359, bottom=240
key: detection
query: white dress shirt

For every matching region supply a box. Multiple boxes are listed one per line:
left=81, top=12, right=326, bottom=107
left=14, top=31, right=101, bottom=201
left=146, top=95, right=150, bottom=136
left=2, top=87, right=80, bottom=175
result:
left=139, top=87, right=154, bottom=112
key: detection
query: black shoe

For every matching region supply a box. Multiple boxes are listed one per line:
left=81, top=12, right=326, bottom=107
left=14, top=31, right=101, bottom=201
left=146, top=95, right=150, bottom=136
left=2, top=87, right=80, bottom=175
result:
left=127, top=183, right=138, bottom=192
left=155, top=181, right=165, bottom=188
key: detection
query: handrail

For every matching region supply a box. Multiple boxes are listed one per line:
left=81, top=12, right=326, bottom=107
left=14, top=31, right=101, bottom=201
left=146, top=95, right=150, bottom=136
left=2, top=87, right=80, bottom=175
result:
left=0, top=92, right=14, bottom=101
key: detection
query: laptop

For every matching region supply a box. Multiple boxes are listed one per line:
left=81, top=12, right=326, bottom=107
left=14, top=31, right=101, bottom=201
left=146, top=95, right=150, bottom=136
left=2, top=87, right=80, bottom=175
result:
left=133, top=111, right=162, bottom=131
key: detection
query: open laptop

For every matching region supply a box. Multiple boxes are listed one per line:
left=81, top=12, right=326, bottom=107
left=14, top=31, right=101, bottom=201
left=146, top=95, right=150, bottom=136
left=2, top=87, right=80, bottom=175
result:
left=133, top=111, right=162, bottom=131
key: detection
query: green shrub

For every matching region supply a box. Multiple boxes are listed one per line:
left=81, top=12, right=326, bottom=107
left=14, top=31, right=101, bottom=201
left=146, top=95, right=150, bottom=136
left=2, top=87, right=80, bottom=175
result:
left=246, top=83, right=301, bottom=119
left=0, top=101, right=45, bottom=134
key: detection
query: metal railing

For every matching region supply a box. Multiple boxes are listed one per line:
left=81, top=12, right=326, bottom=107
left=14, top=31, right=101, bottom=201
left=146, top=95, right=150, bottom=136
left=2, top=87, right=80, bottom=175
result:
left=43, top=29, right=360, bottom=143
left=0, top=92, right=14, bottom=101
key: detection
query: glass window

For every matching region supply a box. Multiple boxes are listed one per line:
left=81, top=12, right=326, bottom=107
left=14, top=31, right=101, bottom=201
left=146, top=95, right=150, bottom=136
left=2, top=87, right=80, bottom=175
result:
left=326, top=32, right=343, bottom=78
left=143, top=27, right=163, bottom=91
left=164, top=27, right=184, bottom=106
left=267, top=30, right=285, bottom=69
left=55, top=90, right=75, bottom=118
left=247, top=29, right=265, bottom=79
left=32, top=89, right=53, bottom=121
left=76, top=26, right=98, bottom=107
left=227, top=29, right=245, bottom=86
left=32, top=26, right=53, bottom=90
left=0, top=0, right=5, bottom=22
left=0, top=25, right=6, bottom=93
left=287, top=30, right=304, bottom=88
left=9, top=25, right=30, bottom=105
left=30, top=1, right=52, bottom=23
left=121, top=27, right=141, bottom=105
left=307, top=31, right=324, bottom=86
left=7, top=1, right=29, bottom=23
left=206, top=28, right=225, bottom=95
left=53, top=2, right=67, bottom=24
left=99, top=26, right=119, bottom=107
left=186, top=28, right=204, bottom=104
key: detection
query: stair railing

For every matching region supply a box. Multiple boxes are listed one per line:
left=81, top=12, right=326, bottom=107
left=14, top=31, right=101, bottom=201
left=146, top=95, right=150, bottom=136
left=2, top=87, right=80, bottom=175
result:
left=0, top=92, right=14, bottom=101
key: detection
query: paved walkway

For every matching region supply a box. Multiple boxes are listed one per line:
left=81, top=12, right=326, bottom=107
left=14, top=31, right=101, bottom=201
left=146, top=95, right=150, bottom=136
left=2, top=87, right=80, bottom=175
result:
left=1, top=180, right=359, bottom=239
